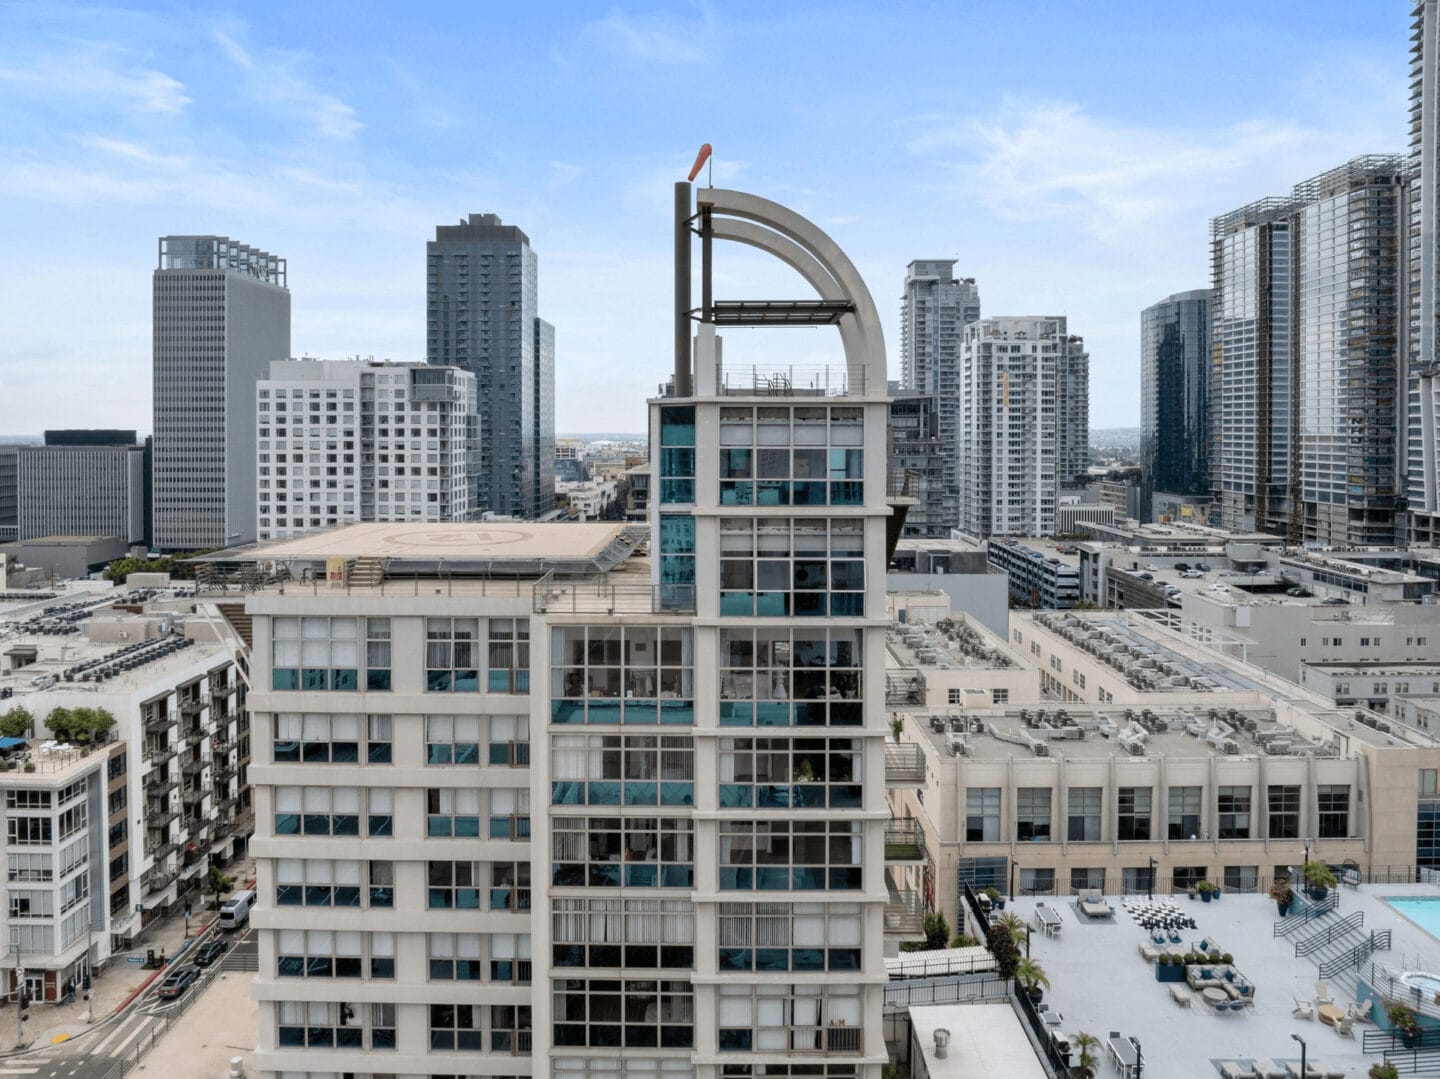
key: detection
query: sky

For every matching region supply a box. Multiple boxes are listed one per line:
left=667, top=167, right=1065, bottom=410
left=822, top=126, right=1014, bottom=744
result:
left=0, top=0, right=1410, bottom=437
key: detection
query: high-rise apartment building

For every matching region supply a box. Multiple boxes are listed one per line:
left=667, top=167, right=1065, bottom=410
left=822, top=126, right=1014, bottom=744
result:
left=256, top=359, right=477, bottom=541
left=899, top=261, right=980, bottom=531
left=957, top=317, right=1089, bottom=538
left=15, top=430, right=147, bottom=543
left=1408, top=2, right=1440, bottom=543
left=1212, top=157, right=1405, bottom=544
left=1140, top=290, right=1212, bottom=518
left=427, top=214, right=556, bottom=521
left=237, top=182, right=891, bottom=1079
left=152, top=236, right=290, bottom=552
left=887, top=392, right=947, bottom=537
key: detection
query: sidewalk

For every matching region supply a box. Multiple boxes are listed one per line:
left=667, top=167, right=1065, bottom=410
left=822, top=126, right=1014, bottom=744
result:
left=131, top=967, right=256, bottom=1077
left=25, top=857, right=254, bottom=1050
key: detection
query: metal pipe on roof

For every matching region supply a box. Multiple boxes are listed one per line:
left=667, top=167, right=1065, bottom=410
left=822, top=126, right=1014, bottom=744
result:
left=674, top=182, right=692, bottom=397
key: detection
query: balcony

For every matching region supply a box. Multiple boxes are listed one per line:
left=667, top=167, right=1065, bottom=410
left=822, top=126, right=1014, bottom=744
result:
left=179, top=697, right=205, bottom=718
left=884, top=817, right=927, bottom=863
left=143, top=712, right=174, bottom=733
left=145, top=839, right=176, bottom=862
left=884, top=743, right=926, bottom=786
left=884, top=886, right=925, bottom=936
left=885, top=671, right=925, bottom=708
left=145, top=744, right=176, bottom=766
left=147, top=808, right=176, bottom=830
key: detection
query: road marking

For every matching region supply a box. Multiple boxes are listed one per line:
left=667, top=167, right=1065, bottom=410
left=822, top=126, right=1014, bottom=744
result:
left=107, top=1016, right=155, bottom=1059
left=46, top=1036, right=66, bottom=1045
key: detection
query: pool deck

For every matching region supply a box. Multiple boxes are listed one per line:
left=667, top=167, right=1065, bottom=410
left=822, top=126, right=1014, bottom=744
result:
left=1010, top=882, right=1440, bottom=1078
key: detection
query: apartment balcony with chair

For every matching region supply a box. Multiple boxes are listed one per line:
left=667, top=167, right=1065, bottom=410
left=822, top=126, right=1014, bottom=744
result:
left=143, top=710, right=174, bottom=733
left=884, top=882, right=926, bottom=937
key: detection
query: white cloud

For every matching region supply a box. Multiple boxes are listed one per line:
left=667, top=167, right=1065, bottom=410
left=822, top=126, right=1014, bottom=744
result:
left=0, top=43, right=190, bottom=116
left=583, top=8, right=710, bottom=64
left=210, top=23, right=362, bottom=141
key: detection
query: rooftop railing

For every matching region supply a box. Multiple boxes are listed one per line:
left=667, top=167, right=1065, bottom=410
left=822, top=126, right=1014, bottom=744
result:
left=533, top=572, right=695, bottom=616
left=715, top=364, right=866, bottom=398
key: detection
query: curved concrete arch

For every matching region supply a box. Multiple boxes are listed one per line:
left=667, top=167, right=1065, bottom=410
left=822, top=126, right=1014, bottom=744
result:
left=697, top=187, right=887, bottom=391
left=710, top=217, right=867, bottom=384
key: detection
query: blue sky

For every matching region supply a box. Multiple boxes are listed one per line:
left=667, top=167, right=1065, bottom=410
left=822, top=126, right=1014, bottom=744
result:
left=0, top=1, right=1408, bottom=436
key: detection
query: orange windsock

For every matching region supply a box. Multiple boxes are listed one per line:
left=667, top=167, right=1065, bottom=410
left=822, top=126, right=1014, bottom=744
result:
left=688, top=144, right=712, bottom=182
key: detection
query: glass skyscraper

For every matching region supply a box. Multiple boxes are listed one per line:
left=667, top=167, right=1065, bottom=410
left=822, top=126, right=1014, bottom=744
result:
left=1140, top=289, right=1211, bottom=518
left=427, top=214, right=556, bottom=520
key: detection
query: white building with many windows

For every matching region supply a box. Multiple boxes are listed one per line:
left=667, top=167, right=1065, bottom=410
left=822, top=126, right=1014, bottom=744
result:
left=257, top=359, right=478, bottom=541
left=225, top=182, right=898, bottom=1079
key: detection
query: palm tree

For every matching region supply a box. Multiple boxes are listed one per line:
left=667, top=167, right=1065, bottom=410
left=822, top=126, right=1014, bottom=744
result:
left=1073, top=1032, right=1101, bottom=1078
left=1014, top=956, right=1051, bottom=1001
left=998, top=911, right=1028, bottom=946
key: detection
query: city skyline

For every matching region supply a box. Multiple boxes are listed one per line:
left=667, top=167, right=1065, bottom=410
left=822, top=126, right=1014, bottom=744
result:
left=0, top=1, right=1404, bottom=436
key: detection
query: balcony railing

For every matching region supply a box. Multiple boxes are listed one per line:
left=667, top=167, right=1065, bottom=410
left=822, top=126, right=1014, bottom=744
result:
left=884, top=743, right=926, bottom=786
left=715, top=362, right=866, bottom=398
left=885, top=672, right=925, bottom=707
left=143, top=713, right=174, bottom=733
left=884, top=888, right=925, bottom=935
left=533, top=572, right=695, bottom=615
left=885, top=818, right=927, bottom=862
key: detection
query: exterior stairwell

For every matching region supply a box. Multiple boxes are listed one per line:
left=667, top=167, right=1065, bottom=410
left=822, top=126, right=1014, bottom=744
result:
left=350, top=558, right=386, bottom=588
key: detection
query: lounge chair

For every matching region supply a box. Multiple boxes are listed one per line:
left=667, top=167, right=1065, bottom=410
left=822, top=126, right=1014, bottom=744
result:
left=1253, top=1061, right=1288, bottom=1079
left=1168, top=984, right=1192, bottom=1007
left=1138, top=942, right=1160, bottom=962
left=1220, top=1062, right=1257, bottom=1079
left=1335, top=1015, right=1354, bottom=1037
left=1348, top=996, right=1374, bottom=1022
left=1076, top=889, right=1113, bottom=918
left=1293, top=995, right=1314, bottom=1019
left=1315, top=981, right=1332, bottom=1006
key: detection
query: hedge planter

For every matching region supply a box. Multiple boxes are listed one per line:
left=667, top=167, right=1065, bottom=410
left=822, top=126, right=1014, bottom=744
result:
left=1156, top=963, right=1186, bottom=983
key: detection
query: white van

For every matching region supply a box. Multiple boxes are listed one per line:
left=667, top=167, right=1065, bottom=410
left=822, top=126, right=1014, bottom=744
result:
left=217, top=889, right=255, bottom=931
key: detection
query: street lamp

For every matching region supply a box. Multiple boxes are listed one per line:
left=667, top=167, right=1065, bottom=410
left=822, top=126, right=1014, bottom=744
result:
left=1291, top=1033, right=1306, bottom=1077
left=1147, top=857, right=1157, bottom=902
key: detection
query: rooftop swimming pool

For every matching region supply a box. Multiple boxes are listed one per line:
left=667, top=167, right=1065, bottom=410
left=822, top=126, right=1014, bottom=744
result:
left=1384, top=896, right=1440, bottom=942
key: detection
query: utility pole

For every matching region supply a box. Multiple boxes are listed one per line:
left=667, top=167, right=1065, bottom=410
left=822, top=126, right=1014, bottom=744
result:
left=11, top=938, right=23, bottom=1050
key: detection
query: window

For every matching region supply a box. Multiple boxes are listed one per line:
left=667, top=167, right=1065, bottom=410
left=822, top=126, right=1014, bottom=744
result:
left=714, top=405, right=864, bottom=508
left=1223, top=866, right=1258, bottom=893
left=717, top=737, right=857, bottom=810
left=1018, top=868, right=1055, bottom=895
left=659, top=405, right=695, bottom=504
left=1067, top=788, right=1101, bottom=842
left=1217, top=786, right=1251, bottom=840
left=992, top=688, right=1009, bottom=705
left=272, top=714, right=360, bottom=764
left=366, top=619, right=392, bottom=690
left=947, top=689, right=962, bottom=705
left=276, top=930, right=367, bottom=978
left=426, top=788, right=482, bottom=837
left=552, top=817, right=694, bottom=888
left=490, top=1004, right=533, bottom=1054
left=275, top=786, right=359, bottom=837
left=1016, top=788, right=1051, bottom=842
left=1072, top=670, right=1086, bottom=690
left=966, top=788, right=1001, bottom=843
left=426, top=619, right=480, bottom=691
left=551, top=735, right=695, bottom=807
left=369, top=860, right=394, bottom=907
left=658, top=514, right=696, bottom=611
left=556, top=978, right=690, bottom=1050
left=1422, top=769, right=1438, bottom=797
left=717, top=518, right=865, bottom=618
left=487, top=619, right=530, bottom=693
left=1318, top=785, right=1350, bottom=838
left=1070, top=867, right=1104, bottom=893
left=717, top=628, right=861, bottom=728
left=8, top=817, right=50, bottom=845
left=717, top=902, right=859, bottom=973
left=1268, top=786, right=1300, bottom=839
left=1117, top=788, right=1151, bottom=841
left=1168, top=786, right=1201, bottom=840
left=1122, top=866, right=1155, bottom=894
left=271, top=617, right=362, bottom=691
left=7, top=853, right=51, bottom=883
left=428, top=861, right=481, bottom=909
left=490, top=934, right=533, bottom=983
left=276, top=1001, right=364, bottom=1049
left=719, top=819, right=862, bottom=890
left=554, top=898, right=694, bottom=969
left=552, top=626, right=695, bottom=726
left=1171, top=866, right=1207, bottom=892
left=488, top=789, right=529, bottom=840
left=491, top=862, right=531, bottom=911
left=489, top=715, right=530, bottom=766
left=429, top=932, right=483, bottom=980
left=275, top=859, right=363, bottom=908
left=429, top=1003, right=484, bottom=1052
left=715, top=983, right=856, bottom=1054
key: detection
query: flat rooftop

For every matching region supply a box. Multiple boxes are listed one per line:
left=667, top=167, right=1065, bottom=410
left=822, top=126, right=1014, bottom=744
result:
left=886, top=617, right=1023, bottom=672
left=235, top=521, right=628, bottom=563
left=1016, top=884, right=1440, bottom=1079
left=909, top=1003, right=1046, bottom=1078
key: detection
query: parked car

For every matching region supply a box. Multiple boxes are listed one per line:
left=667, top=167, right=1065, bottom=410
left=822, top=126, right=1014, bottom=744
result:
left=193, top=938, right=229, bottom=968
left=1208, top=583, right=1231, bottom=593
left=1286, top=586, right=1312, bottom=597
left=1196, top=563, right=1212, bottom=571
left=1143, top=563, right=1160, bottom=572
left=155, top=965, right=201, bottom=1000
left=1321, top=596, right=1350, bottom=606
left=1173, top=563, right=1191, bottom=572
left=1137, top=572, right=1154, bottom=581
left=1180, top=570, right=1204, bottom=579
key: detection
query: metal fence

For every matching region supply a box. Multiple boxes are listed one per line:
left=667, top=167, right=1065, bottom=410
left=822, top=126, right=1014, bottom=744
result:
left=99, top=959, right=227, bottom=1079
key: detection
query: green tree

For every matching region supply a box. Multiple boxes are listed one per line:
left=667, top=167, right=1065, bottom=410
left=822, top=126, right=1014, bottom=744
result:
left=66, top=708, right=116, bottom=744
left=922, top=910, right=951, bottom=951
left=203, top=864, right=237, bottom=909
left=0, top=707, right=33, bottom=740
left=986, top=919, right=1020, bottom=981
left=45, top=706, right=74, bottom=741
